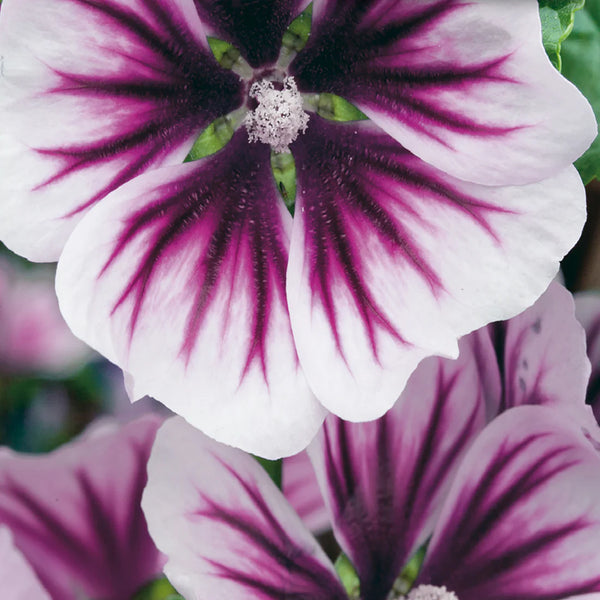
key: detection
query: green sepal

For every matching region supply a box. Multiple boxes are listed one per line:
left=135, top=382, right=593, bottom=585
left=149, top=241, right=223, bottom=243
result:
left=539, top=0, right=585, bottom=70
left=561, top=1, right=600, bottom=183
left=282, top=4, right=313, bottom=52
left=254, top=456, right=283, bottom=489
left=131, top=576, right=181, bottom=600
left=334, top=553, right=360, bottom=599
left=271, top=151, right=297, bottom=215
left=395, top=544, right=427, bottom=594
left=184, top=117, right=235, bottom=162
left=207, top=36, right=241, bottom=69
left=315, top=93, right=368, bottom=122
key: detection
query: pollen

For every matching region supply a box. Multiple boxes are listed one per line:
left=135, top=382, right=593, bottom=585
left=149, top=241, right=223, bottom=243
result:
left=244, top=76, right=309, bottom=154
left=403, top=584, right=459, bottom=600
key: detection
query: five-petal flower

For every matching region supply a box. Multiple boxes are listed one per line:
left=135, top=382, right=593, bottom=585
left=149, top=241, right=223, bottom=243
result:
left=142, top=282, right=600, bottom=600
left=0, top=0, right=595, bottom=455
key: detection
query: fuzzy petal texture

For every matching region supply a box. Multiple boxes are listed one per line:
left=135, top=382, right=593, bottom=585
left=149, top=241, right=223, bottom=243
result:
left=0, top=527, right=50, bottom=600
left=193, top=0, right=311, bottom=67
left=283, top=451, right=330, bottom=535
left=0, top=0, right=243, bottom=261
left=291, top=0, right=595, bottom=185
left=142, top=417, right=348, bottom=600
left=575, top=291, right=600, bottom=423
left=0, top=416, right=164, bottom=600
left=307, top=336, right=487, bottom=600
left=56, top=131, right=325, bottom=458
left=288, top=117, right=585, bottom=420
left=418, top=405, right=600, bottom=600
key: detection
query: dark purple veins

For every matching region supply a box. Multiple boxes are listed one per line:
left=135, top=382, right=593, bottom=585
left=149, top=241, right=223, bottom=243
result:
left=192, top=458, right=348, bottom=600
left=290, top=0, right=517, bottom=140
left=103, top=130, right=290, bottom=385
left=37, top=0, right=243, bottom=217
left=291, top=116, right=506, bottom=361
left=193, top=0, right=310, bottom=68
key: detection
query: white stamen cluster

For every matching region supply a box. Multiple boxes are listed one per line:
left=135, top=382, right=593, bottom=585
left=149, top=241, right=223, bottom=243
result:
left=244, top=76, right=309, bottom=153
left=402, top=585, right=459, bottom=600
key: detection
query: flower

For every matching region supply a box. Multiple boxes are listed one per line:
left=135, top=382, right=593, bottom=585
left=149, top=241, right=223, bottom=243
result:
left=574, top=290, right=600, bottom=423
left=0, top=415, right=165, bottom=600
left=1, top=526, right=50, bottom=600
left=0, top=258, right=90, bottom=376
left=142, top=281, right=600, bottom=600
left=0, top=0, right=595, bottom=456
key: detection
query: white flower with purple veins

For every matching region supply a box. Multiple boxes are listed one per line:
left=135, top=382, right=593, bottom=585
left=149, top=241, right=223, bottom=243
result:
left=0, top=0, right=595, bottom=457
left=143, top=282, right=600, bottom=600
left=0, top=416, right=165, bottom=600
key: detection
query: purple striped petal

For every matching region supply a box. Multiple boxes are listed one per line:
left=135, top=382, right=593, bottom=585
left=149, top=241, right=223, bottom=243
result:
left=418, top=405, right=600, bottom=600
left=0, top=416, right=164, bottom=600
left=307, top=338, right=487, bottom=600
left=142, top=417, right=348, bottom=600
left=56, top=130, right=325, bottom=458
left=0, top=0, right=242, bottom=261
left=486, top=282, right=591, bottom=416
left=575, top=292, right=600, bottom=424
left=290, top=0, right=595, bottom=185
left=283, top=451, right=330, bottom=535
left=0, top=527, right=50, bottom=600
left=287, top=116, right=585, bottom=421
left=193, top=0, right=310, bottom=67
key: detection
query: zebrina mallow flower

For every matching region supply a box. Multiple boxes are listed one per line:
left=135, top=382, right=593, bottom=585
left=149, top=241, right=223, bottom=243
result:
left=143, top=282, right=600, bottom=599
left=0, top=415, right=165, bottom=600
left=143, top=403, right=600, bottom=600
left=0, top=0, right=596, bottom=457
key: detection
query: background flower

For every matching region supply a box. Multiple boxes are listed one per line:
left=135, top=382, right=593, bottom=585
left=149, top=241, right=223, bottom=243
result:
left=0, top=415, right=164, bottom=600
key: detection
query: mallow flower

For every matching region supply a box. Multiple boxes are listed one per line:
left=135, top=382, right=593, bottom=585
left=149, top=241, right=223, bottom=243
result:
left=0, top=415, right=164, bottom=599
left=143, top=410, right=600, bottom=600
left=142, top=280, right=600, bottom=600
left=0, top=0, right=596, bottom=457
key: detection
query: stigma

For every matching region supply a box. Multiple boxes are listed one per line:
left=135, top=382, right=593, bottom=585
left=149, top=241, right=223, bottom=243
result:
left=400, top=584, right=459, bottom=600
left=244, top=76, right=309, bottom=154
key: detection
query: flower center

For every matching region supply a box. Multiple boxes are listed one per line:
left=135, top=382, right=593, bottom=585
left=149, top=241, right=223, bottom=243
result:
left=243, top=76, right=309, bottom=154
left=400, top=585, right=459, bottom=600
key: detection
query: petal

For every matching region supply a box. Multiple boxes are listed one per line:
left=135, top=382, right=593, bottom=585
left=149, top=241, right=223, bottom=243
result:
left=290, top=0, right=596, bottom=185
left=0, top=416, right=164, bottom=600
left=418, top=405, right=600, bottom=600
left=193, top=0, right=311, bottom=68
left=488, top=282, right=591, bottom=415
left=0, top=527, right=50, bottom=600
left=575, top=292, right=600, bottom=423
left=0, top=0, right=242, bottom=261
left=56, top=131, right=325, bottom=459
left=287, top=117, right=585, bottom=420
left=307, top=338, right=487, bottom=600
left=282, top=451, right=330, bottom=535
left=142, top=417, right=348, bottom=600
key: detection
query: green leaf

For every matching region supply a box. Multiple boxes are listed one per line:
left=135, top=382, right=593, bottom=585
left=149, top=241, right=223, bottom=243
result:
left=334, top=553, right=360, bottom=599
left=132, top=577, right=181, bottom=600
left=270, top=151, right=297, bottom=215
left=539, top=0, right=585, bottom=69
left=305, top=93, right=367, bottom=122
left=254, top=456, right=283, bottom=489
left=184, top=116, right=235, bottom=162
left=561, top=1, right=600, bottom=182
left=207, top=37, right=241, bottom=69
left=282, top=4, right=313, bottom=52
